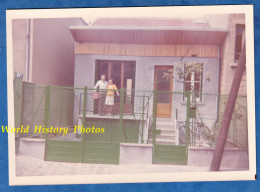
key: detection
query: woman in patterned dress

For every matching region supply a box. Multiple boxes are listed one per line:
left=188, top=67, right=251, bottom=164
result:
left=105, top=80, right=119, bottom=115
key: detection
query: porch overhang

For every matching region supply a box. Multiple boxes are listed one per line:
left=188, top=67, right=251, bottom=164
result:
left=70, top=25, right=228, bottom=45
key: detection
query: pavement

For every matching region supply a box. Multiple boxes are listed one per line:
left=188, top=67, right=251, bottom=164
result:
left=15, top=155, right=210, bottom=176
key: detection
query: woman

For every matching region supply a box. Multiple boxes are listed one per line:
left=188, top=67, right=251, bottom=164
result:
left=105, top=80, right=119, bottom=115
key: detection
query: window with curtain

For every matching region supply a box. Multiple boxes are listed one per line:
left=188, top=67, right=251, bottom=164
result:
left=183, top=63, right=203, bottom=101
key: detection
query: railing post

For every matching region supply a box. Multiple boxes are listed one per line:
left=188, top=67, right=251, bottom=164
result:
left=59, top=89, right=63, bottom=127
left=81, top=86, right=87, bottom=161
left=118, top=88, right=124, bottom=143
left=44, top=85, right=51, bottom=140
left=141, top=93, right=145, bottom=143
left=14, top=78, right=23, bottom=154
left=14, top=78, right=23, bottom=130
left=152, top=90, right=158, bottom=145
left=186, top=91, right=191, bottom=147
left=81, top=87, right=87, bottom=143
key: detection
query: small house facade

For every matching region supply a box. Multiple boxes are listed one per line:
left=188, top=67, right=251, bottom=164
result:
left=70, top=17, right=228, bottom=131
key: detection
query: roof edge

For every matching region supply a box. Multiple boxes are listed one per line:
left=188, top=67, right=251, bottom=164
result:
left=69, top=25, right=228, bottom=32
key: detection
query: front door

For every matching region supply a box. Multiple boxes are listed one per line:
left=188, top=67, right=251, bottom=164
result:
left=154, top=66, right=173, bottom=118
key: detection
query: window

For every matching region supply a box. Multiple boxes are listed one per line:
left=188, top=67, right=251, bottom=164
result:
left=234, top=24, right=245, bottom=61
left=95, top=60, right=136, bottom=90
left=95, top=60, right=136, bottom=114
left=183, top=63, right=203, bottom=101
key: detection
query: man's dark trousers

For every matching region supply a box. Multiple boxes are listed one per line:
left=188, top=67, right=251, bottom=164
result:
left=98, top=91, right=106, bottom=115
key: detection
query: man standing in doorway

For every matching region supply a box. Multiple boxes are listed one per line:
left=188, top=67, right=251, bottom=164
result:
left=94, top=75, right=108, bottom=116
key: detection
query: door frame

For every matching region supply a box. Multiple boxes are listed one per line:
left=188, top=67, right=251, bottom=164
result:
left=154, top=65, right=173, bottom=118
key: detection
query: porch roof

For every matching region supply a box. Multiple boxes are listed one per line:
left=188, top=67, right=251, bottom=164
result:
left=69, top=25, right=228, bottom=45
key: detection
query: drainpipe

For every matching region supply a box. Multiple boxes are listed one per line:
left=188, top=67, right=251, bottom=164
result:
left=25, top=19, right=32, bottom=82
left=216, top=45, right=221, bottom=122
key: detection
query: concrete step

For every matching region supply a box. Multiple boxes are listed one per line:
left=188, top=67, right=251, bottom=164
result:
left=148, top=119, right=176, bottom=144
left=156, top=122, right=175, bottom=130
left=147, top=138, right=176, bottom=145
left=156, top=133, right=175, bottom=140
left=148, top=133, right=176, bottom=142
left=156, top=121, right=174, bottom=125
left=157, top=128, right=175, bottom=135
left=156, top=124, right=175, bottom=130
left=155, top=139, right=176, bottom=145
left=156, top=118, right=174, bottom=122
left=148, top=128, right=176, bottom=137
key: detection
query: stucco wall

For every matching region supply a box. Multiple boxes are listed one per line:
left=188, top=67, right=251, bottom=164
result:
left=12, top=19, right=27, bottom=79
left=12, top=18, right=86, bottom=86
left=73, top=54, right=219, bottom=128
left=32, top=18, right=85, bottom=86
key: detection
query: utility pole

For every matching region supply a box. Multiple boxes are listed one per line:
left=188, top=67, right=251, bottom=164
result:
left=210, top=39, right=246, bottom=171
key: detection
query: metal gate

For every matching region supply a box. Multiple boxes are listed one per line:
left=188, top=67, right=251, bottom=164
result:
left=152, top=90, right=190, bottom=165
left=42, top=85, right=84, bottom=163
left=44, top=86, right=121, bottom=164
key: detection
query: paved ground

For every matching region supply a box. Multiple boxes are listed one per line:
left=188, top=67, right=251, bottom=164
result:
left=16, top=155, right=210, bottom=176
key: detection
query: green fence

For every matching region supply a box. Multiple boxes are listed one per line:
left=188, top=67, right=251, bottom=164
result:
left=19, top=84, right=154, bottom=144
left=18, top=83, right=248, bottom=150
left=176, top=93, right=248, bottom=149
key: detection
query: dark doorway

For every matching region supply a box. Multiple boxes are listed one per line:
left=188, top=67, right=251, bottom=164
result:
left=95, top=60, right=136, bottom=114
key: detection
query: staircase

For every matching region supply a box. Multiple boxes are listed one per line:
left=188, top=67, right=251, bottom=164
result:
left=149, top=118, right=177, bottom=145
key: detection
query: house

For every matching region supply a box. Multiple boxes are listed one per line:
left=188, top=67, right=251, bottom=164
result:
left=69, top=17, right=228, bottom=144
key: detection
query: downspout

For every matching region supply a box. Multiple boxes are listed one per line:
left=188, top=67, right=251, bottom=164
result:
left=216, top=45, right=221, bottom=122
left=25, top=19, right=32, bottom=82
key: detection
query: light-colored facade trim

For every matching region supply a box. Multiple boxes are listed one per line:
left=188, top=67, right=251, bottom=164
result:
left=75, top=43, right=219, bottom=58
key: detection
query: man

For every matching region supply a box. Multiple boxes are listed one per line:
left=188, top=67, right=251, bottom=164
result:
left=94, top=75, right=108, bottom=116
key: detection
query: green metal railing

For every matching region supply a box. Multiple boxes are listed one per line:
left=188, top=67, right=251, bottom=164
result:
left=40, top=86, right=152, bottom=144
left=186, top=91, right=191, bottom=146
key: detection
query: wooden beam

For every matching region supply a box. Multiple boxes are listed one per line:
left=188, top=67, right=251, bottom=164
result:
left=75, top=43, right=219, bottom=58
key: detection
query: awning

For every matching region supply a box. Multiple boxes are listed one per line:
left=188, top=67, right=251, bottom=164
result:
left=70, top=25, right=228, bottom=45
